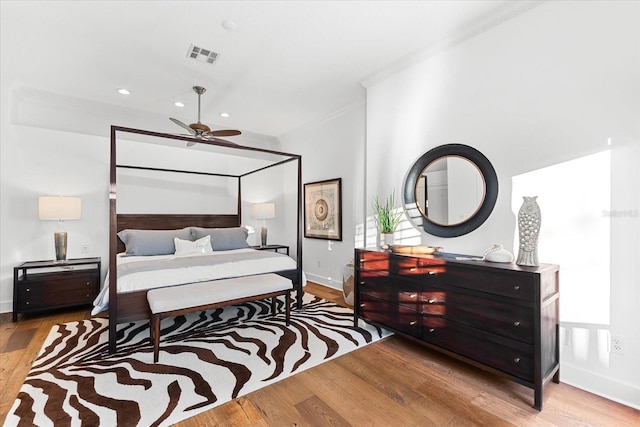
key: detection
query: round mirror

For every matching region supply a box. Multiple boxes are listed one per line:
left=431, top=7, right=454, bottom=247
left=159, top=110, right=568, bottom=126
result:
left=403, top=144, right=498, bottom=238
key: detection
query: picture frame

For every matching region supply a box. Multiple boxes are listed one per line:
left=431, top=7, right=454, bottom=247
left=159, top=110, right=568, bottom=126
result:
left=304, top=178, right=342, bottom=241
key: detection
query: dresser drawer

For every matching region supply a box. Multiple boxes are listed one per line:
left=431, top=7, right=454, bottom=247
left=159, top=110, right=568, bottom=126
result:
left=422, top=317, right=533, bottom=381
left=359, top=251, right=445, bottom=279
left=443, top=267, right=535, bottom=301
left=359, top=294, right=421, bottom=337
left=359, top=275, right=422, bottom=305
left=422, top=288, right=533, bottom=343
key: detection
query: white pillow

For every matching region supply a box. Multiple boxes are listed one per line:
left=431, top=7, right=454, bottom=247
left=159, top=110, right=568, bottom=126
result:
left=174, top=236, right=213, bottom=256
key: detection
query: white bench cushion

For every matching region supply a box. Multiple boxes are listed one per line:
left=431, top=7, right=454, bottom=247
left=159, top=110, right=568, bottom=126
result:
left=147, top=273, right=292, bottom=314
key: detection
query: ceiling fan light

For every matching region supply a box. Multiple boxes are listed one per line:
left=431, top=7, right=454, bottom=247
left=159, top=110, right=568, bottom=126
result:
left=222, top=20, right=238, bottom=31
left=117, top=88, right=130, bottom=95
left=174, top=101, right=185, bottom=108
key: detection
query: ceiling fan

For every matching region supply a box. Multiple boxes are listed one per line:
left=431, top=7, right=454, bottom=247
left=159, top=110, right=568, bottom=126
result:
left=170, top=86, right=241, bottom=146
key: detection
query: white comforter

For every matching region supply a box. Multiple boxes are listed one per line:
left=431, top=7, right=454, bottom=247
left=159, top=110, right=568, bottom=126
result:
left=92, top=248, right=300, bottom=315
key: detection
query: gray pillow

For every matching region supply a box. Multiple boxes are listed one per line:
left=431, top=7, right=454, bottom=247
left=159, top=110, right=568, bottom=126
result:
left=117, top=228, right=193, bottom=256
left=192, top=227, right=250, bottom=251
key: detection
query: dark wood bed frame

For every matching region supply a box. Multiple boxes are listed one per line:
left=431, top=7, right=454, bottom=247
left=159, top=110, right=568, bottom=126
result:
left=109, top=126, right=303, bottom=354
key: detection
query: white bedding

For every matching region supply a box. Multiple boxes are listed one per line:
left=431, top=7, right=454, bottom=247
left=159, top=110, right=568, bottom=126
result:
left=92, top=248, right=300, bottom=315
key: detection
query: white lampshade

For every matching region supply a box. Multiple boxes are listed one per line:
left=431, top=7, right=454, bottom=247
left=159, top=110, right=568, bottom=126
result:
left=38, top=196, right=82, bottom=220
left=251, top=203, right=275, bottom=220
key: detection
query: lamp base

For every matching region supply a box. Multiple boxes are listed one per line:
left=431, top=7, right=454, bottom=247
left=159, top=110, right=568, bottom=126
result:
left=54, top=230, right=68, bottom=263
left=260, top=226, right=268, bottom=247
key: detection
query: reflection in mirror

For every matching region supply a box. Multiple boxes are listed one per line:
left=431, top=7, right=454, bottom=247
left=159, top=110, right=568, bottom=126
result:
left=415, top=156, right=485, bottom=226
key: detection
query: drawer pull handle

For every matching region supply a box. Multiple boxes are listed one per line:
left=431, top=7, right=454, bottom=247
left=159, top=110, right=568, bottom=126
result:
left=360, top=303, right=365, bottom=308
left=427, top=299, right=435, bottom=304
left=410, top=267, right=417, bottom=271
left=360, top=281, right=365, bottom=285
left=410, top=294, right=417, bottom=299
left=427, top=328, right=435, bottom=333
left=26, top=288, right=31, bottom=292
left=514, top=357, right=521, bottom=363
left=513, top=321, right=521, bottom=327
left=428, top=271, right=437, bottom=275
left=86, top=282, right=91, bottom=286
left=409, top=321, right=416, bottom=326
left=514, top=285, right=520, bottom=291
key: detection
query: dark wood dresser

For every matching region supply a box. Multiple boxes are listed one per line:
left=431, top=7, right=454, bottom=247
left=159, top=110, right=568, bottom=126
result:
left=13, top=257, right=101, bottom=321
left=354, top=248, right=559, bottom=410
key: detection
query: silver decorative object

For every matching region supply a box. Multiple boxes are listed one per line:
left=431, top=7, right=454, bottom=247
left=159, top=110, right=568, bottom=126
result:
left=517, top=196, right=541, bottom=266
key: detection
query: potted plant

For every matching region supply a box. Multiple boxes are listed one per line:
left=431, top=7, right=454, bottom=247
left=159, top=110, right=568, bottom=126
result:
left=373, top=190, right=404, bottom=249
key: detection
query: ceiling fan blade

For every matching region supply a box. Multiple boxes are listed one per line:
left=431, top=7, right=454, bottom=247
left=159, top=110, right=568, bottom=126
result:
left=203, top=135, right=240, bottom=146
left=205, top=129, right=242, bottom=137
left=170, top=117, right=196, bottom=135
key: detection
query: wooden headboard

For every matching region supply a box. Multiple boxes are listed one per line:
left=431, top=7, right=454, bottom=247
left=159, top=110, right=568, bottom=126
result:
left=116, top=213, right=240, bottom=253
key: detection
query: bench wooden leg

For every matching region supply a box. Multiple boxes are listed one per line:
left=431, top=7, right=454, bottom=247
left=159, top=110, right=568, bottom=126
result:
left=151, top=313, right=161, bottom=363
left=285, top=291, right=290, bottom=326
left=271, top=296, right=277, bottom=316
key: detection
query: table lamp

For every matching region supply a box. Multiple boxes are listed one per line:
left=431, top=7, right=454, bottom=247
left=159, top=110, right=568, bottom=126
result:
left=251, top=203, right=275, bottom=247
left=38, top=196, right=81, bottom=262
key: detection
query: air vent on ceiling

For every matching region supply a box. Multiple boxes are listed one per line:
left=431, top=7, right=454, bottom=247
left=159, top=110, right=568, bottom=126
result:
left=187, top=44, right=219, bottom=65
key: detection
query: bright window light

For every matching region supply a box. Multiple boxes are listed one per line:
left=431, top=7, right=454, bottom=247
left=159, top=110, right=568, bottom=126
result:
left=512, top=150, right=611, bottom=325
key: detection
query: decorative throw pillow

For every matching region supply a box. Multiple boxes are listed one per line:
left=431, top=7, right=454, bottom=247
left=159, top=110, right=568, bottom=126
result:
left=174, top=235, right=213, bottom=256
left=192, top=227, right=250, bottom=251
left=117, top=228, right=193, bottom=256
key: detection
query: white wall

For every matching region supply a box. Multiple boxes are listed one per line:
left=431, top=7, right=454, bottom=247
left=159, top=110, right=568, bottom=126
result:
left=280, top=103, right=366, bottom=289
left=364, top=0, right=639, bottom=409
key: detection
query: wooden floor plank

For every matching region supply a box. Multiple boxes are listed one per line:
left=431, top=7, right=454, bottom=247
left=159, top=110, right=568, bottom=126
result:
left=2, top=328, right=36, bottom=353
left=294, top=395, right=352, bottom=427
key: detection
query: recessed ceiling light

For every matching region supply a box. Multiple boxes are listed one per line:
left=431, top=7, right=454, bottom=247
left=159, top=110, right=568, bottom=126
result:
left=174, top=101, right=185, bottom=108
left=117, top=88, right=130, bottom=95
left=222, top=20, right=238, bottom=31
left=220, top=112, right=230, bottom=118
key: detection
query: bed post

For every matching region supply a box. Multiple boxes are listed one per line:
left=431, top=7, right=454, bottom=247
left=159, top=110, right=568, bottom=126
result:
left=108, top=126, right=118, bottom=354
left=296, top=155, right=303, bottom=309
left=237, top=177, right=242, bottom=220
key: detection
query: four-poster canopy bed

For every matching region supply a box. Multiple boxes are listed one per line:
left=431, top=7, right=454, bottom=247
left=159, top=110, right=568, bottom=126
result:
left=104, top=126, right=303, bottom=354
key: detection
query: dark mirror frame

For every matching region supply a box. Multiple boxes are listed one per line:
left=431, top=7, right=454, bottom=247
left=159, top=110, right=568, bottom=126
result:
left=403, top=143, right=498, bottom=238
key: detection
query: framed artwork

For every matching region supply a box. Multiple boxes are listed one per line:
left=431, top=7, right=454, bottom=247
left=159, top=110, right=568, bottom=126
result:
left=304, top=178, right=342, bottom=241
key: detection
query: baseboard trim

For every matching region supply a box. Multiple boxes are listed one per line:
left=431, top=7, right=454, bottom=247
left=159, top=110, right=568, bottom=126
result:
left=0, top=300, right=12, bottom=315
left=561, top=363, right=640, bottom=410
left=304, top=273, right=342, bottom=291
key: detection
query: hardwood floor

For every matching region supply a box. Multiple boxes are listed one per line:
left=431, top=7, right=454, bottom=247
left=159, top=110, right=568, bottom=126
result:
left=1, top=282, right=638, bottom=426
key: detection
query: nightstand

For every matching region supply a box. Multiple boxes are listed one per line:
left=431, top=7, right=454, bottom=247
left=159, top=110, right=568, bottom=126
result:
left=251, top=244, right=289, bottom=255
left=13, top=257, right=101, bottom=322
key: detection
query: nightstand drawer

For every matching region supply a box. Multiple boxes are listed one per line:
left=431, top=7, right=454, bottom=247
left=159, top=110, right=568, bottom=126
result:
left=17, top=272, right=98, bottom=310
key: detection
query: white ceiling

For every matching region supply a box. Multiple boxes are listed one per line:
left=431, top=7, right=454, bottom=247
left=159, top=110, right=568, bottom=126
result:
left=1, top=0, right=541, bottom=138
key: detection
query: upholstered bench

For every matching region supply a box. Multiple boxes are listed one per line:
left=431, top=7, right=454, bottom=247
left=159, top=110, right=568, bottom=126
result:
left=147, top=273, right=292, bottom=362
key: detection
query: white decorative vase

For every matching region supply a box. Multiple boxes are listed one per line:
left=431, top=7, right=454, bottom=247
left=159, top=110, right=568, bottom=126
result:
left=484, top=244, right=514, bottom=263
left=516, top=196, right=541, bottom=266
left=379, top=232, right=395, bottom=250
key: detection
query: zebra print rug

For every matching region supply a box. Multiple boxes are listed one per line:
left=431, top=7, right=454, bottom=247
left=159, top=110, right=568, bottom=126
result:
left=5, top=294, right=390, bottom=427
